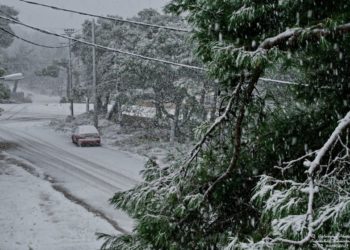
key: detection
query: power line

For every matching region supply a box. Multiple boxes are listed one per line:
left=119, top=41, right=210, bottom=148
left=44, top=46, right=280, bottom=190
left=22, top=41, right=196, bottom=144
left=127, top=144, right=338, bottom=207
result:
left=18, top=0, right=190, bottom=33
left=0, top=8, right=81, bottom=36
left=0, top=26, right=70, bottom=49
left=0, top=14, right=301, bottom=86
left=259, top=77, right=334, bottom=89
left=0, top=8, right=18, bottom=20
left=0, top=15, right=204, bottom=71
left=259, top=78, right=299, bottom=86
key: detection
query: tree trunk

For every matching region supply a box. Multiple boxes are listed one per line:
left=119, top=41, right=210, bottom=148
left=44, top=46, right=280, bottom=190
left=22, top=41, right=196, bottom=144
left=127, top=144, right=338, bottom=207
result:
left=107, top=100, right=119, bottom=121
left=117, top=101, right=122, bottom=123
left=96, top=96, right=103, bottom=114
left=210, top=84, right=218, bottom=122
left=154, top=101, right=163, bottom=125
left=174, top=102, right=180, bottom=137
left=101, top=94, right=110, bottom=115
left=200, top=84, right=207, bottom=121
left=170, top=118, right=175, bottom=145
left=170, top=102, right=181, bottom=143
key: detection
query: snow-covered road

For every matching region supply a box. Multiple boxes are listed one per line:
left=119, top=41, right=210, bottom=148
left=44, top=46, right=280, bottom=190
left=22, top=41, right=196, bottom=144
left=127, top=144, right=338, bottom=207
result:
left=0, top=162, right=116, bottom=250
left=0, top=102, right=146, bottom=236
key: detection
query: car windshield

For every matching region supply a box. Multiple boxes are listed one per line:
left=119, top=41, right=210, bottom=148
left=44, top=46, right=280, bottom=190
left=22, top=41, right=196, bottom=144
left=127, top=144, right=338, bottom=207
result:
left=78, top=125, right=98, bottom=135
left=83, top=133, right=99, bottom=138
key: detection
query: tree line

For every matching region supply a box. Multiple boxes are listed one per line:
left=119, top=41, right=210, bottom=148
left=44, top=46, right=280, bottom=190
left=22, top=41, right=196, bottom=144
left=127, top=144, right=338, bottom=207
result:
left=39, top=9, right=216, bottom=143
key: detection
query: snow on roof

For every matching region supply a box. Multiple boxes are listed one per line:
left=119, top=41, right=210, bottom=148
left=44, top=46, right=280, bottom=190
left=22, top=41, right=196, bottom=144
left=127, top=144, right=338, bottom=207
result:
left=78, top=125, right=99, bottom=134
left=1, top=73, right=24, bottom=81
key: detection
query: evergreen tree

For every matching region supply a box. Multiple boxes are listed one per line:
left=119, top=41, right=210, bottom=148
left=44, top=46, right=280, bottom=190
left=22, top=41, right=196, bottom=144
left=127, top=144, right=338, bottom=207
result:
left=100, top=1, right=350, bottom=249
left=0, top=5, right=18, bottom=101
left=0, top=4, right=18, bottom=70
left=0, top=5, right=18, bottom=49
left=73, top=9, right=207, bottom=139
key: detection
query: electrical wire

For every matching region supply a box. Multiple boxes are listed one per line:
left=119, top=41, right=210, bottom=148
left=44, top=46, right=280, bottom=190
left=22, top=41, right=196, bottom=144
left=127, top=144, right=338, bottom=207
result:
left=0, top=13, right=300, bottom=85
left=259, top=77, right=333, bottom=89
left=0, top=8, right=18, bottom=19
left=259, top=78, right=299, bottom=86
left=0, top=26, right=70, bottom=48
left=0, top=8, right=81, bottom=37
left=0, top=15, right=205, bottom=71
left=18, top=0, right=190, bottom=33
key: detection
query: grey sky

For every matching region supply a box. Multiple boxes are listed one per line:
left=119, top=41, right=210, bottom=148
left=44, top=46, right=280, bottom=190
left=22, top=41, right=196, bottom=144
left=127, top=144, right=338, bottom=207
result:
left=1, top=0, right=170, bottom=32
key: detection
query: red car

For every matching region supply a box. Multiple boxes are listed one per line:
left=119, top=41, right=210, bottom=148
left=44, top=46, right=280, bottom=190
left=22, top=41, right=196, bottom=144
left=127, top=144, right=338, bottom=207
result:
left=72, top=125, right=101, bottom=146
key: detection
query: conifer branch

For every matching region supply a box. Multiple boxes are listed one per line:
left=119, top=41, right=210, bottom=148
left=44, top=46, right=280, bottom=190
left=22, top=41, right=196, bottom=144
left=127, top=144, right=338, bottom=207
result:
left=204, top=70, right=262, bottom=197
left=245, top=111, right=350, bottom=248
left=183, top=80, right=243, bottom=169
left=259, top=23, right=350, bottom=51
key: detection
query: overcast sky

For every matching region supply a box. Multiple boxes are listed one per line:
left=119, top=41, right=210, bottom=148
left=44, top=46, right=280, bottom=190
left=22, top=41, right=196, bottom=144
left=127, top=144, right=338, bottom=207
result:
left=1, top=0, right=170, bottom=32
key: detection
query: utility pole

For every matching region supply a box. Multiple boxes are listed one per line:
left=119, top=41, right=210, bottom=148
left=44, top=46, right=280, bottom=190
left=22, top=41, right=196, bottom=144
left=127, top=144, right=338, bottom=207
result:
left=59, top=42, right=70, bottom=100
left=64, top=28, right=75, bottom=117
left=92, top=19, right=98, bottom=128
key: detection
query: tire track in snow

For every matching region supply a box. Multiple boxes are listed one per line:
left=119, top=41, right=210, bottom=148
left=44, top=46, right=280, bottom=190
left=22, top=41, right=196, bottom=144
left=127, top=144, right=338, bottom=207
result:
left=1, top=151, right=129, bottom=234
left=0, top=128, right=133, bottom=234
left=0, top=127, right=139, bottom=185
left=0, top=128, right=136, bottom=191
left=0, top=106, right=28, bottom=120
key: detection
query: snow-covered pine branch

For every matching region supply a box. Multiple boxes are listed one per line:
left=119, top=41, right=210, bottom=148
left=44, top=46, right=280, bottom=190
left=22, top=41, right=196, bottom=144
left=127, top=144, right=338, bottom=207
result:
left=210, top=22, right=350, bottom=74
left=228, top=111, right=350, bottom=248
left=259, top=23, right=350, bottom=51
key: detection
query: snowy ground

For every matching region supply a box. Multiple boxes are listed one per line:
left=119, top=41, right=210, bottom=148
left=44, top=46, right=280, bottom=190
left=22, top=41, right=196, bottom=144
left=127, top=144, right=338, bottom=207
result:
left=0, top=93, right=146, bottom=249
left=0, top=152, right=115, bottom=250
left=50, top=111, right=191, bottom=168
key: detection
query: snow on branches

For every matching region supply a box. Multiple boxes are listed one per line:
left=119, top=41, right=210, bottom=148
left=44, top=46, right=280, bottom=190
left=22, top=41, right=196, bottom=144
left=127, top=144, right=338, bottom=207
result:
left=229, top=111, right=350, bottom=248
